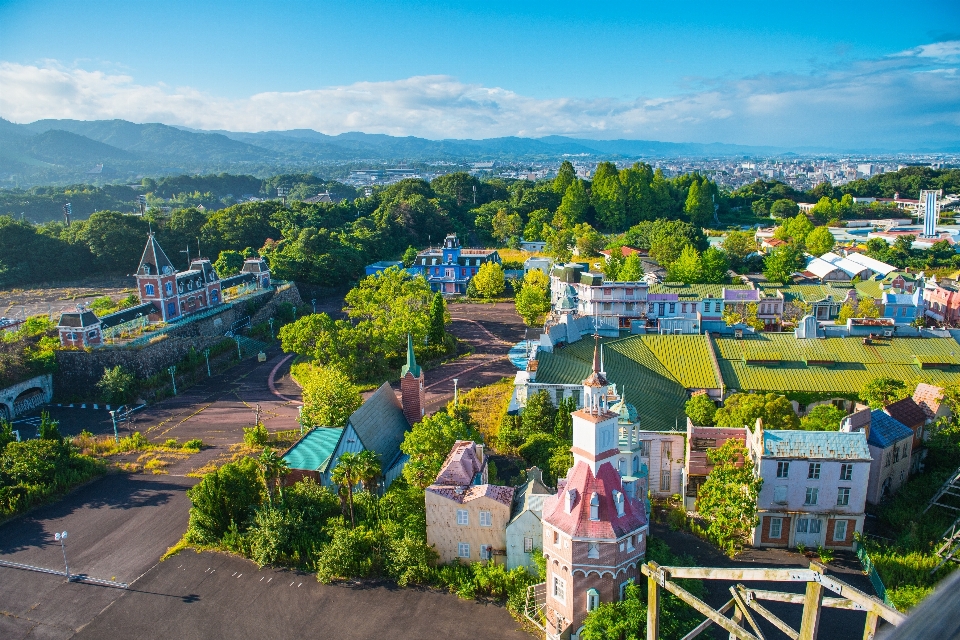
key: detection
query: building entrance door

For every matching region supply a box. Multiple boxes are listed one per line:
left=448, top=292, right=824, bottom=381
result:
left=795, top=516, right=823, bottom=547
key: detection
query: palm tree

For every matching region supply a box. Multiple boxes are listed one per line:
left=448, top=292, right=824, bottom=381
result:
left=331, top=452, right=361, bottom=528
left=355, top=450, right=382, bottom=494
left=258, top=447, right=289, bottom=504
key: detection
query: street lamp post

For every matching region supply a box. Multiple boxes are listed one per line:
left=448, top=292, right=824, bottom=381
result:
left=298, top=406, right=304, bottom=435
left=109, top=410, right=119, bottom=443
left=453, top=378, right=459, bottom=407
left=311, top=299, right=316, bottom=314
left=235, top=336, right=242, bottom=360
left=204, top=348, right=211, bottom=377
left=55, top=531, right=70, bottom=581
left=268, top=317, right=274, bottom=338
left=168, top=366, right=177, bottom=396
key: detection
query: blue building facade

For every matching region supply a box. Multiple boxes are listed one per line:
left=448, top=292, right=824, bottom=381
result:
left=413, top=234, right=501, bottom=294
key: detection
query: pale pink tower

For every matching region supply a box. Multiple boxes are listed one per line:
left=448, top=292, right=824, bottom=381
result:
left=540, top=336, right=649, bottom=640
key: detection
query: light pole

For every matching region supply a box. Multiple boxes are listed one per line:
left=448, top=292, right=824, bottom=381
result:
left=453, top=378, right=459, bottom=407
left=298, top=406, right=304, bottom=435
left=311, top=299, right=316, bottom=314
left=168, top=366, right=177, bottom=396
left=55, top=531, right=70, bottom=581
left=235, top=336, right=242, bottom=360
left=255, top=403, right=261, bottom=428
left=109, top=410, right=119, bottom=443
left=268, top=317, right=274, bottom=338
left=204, top=348, right=211, bottom=377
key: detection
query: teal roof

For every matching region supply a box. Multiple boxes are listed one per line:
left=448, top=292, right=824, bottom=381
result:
left=283, top=427, right=344, bottom=472
left=401, top=333, right=421, bottom=378
left=761, top=430, right=871, bottom=460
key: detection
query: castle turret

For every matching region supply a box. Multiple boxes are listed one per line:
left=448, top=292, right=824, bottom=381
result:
left=400, top=334, right=425, bottom=425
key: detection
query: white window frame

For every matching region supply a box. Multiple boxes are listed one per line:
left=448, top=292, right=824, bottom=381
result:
left=553, top=576, right=566, bottom=603
left=837, top=487, right=850, bottom=506
left=480, top=544, right=492, bottom=560
left=619, top=580, right=631, bottom=601
left=834, top=520, right=848, bottom=542
left=805, top=487, right=819, bottom=505
left=840, top=463, right=853, bottom=481
left=523, top=537, right=534, bottom=553
left=660, top=470, right=671, bottom=492
left=458, top=542, right=470, bottom=558
left=587, top=589, right=599, bottom=612
left=776, top=461, right=789, bottom=478
left=808, top=463, right=821, bottom=480
left=456, top=509, right=469, bottom=526
left=770, top=517, right=783, bottom=539
left=479, top=510, right=492, bottom=527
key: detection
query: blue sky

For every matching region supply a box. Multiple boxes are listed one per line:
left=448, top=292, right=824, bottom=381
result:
left=1, top=0, right=959, bottom=148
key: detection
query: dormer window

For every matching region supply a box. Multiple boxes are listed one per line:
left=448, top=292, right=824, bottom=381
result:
left=143, top=264, right=151, bottom=275
left=589, top=492, right=600, bottom=521
left=565, top=488, right=578, bottom=513
left=613, top=491, right=625, bottom=517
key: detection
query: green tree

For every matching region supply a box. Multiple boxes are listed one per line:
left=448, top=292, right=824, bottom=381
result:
left=515, top=279, right=551, bottom=326
left=722, top=230, right=757, bottom=271
left=518, top=433, right=562, bottom=474
left=775, top=213, right=815, bottom=245
left=763, top=244, right=804, bottom=284
left=37, top=412, right=61, bottom=440
left=666, top=245, right=702, bottom=283
left=0, top=419, right=14, bottom=450
left=185, top=457, right=263, bottom=543
left=591, top=162, right=627, bottom=231
left=545, top=227, right=574, bottom=263
left=800, top=405, right=846, bottom=431
left=809, top=196, right=836, bottom=222
left=805, top=226, right=836, bottom=256
left=770, top=198, right=800, bottom=219
left=472, top=261, right=506, bottom=298
left=714, top=392, right=799, bottom=430
left=858, top=297, right=881, bottom=319
left=685, top=394, right=717, bottom=426
left=617, top=253, right=643, bottom=281
left=860, top=377, right=909, bottom=409
left=553, top=161, right=577, bottom=195
left=699, top=246, right=729, bottom=284
left=402, top=245, right=418, bottom=267
left=554, top=180, right=589, bottom=229
left=428, top=292, right=447, bottom=346
left=684, top=179, right=714, bottom=228
left=523, top=209, right=551, bottom=242
left=75, top=211, right=150, bottom=272
left=836, top=300, right=857, bottom=325
left=647, top=219, right=708, bottom=267
left=491, top=209, right=522, bottom=245
left=696, top=440, right=762, bottom=555
left=522, top=390, right=557, bottom=438
left=293, top=363, right=363, bottom=428
left=257, top=447, right=290, bottom=504
left=331, top=451, right=362, bottom=527
left=553, top=396, right=577, bottom=441
left=573, top=223, right=606, bottom=257
left=355, top=449, right=382, bottom=493
left=213, top=250, right=244, bottom=277
left=96, top=365, right=136, bottom=404
left=400, top=411, right=481, bottom=489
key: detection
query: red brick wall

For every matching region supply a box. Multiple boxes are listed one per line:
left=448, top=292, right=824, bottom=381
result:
left=825, top=518, right=855, bottom=547
left=400, top=372, right=423, bottom=425
left=760, top=515, right=791, bottom=544
left=282, top=469, right=320, bottom=486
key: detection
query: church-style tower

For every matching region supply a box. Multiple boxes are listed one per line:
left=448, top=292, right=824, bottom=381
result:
left=136, top=233, right=179, bottom=322
left=400, top=334, right=425, bottom=425
left=540, top=336, right=649, bottom=639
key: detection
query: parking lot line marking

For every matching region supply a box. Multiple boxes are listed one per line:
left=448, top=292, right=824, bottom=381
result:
left=290, top=581, right=295, bottom=586
left=298, top=583, right=302, bottom=587
left=267, top=578, right=272, bottom=582
left=260, top=577, right=264, bottom=582
left=237, top=574, right=242, bottom=578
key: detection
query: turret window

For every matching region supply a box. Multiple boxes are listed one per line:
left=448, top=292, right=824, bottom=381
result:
left=613, top=491, right=625, bottom=517
left=586, top=589, right=600, bottom=611
left=589, top=492, right=600, bottom=521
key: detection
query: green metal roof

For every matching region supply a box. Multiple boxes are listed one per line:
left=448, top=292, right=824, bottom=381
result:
left=283, top=427, right=344, bottom=472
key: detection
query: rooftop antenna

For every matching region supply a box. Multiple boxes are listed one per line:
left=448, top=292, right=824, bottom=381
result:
left=62, top=203, right=72, bottom=227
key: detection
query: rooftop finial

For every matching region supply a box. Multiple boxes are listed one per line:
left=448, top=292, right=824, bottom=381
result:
left=592, top=334, right=601, bottom=373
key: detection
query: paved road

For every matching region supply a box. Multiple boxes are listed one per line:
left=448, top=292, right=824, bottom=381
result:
left=73, top=551, right=531, bottom=640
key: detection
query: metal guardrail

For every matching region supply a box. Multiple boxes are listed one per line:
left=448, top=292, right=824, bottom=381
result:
left=856, top=542, right=894, bottom=606
left=0, top=558, right=128, bottom=588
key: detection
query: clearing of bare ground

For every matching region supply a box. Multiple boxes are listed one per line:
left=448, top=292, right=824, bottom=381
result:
left=0, top=275, right=136, bottom=319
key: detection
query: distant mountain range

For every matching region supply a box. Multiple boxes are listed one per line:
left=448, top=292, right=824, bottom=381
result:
left=0, top=117, right=842, bottom=187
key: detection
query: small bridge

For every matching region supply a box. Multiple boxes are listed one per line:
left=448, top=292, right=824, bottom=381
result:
left=0, top=374, right=53, bottom=421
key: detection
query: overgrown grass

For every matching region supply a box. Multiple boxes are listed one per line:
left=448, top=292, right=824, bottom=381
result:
left=72, top=431, right=203, bottom=474
left=456, top=378, right=514, bottom=447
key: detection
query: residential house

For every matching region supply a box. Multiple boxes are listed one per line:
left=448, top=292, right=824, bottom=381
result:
left=748, top=420, right=871, bottom=550
left=540, top=341, right=649, bottom=640
left=281, top=427, right=344, bottom=485
left=881, top=289, right=924, bottom=324
left=924, top=277, right=960, bottom=324
left=884, top=398, right=928, bottom=473
left=612, top=395, right=683, bottom=498
left=56, top=308, right=103, bottom=347
left=549, top=265, right=649, bottom=329
left=598, top=246, right=646, bottom=261
left=760, top=237, right=787, bottom=253
left=683, top=421, right=747, bottom=510
left=525, top=257, right=553, bottom=275
left=425, top=440, right=515, bottom=564
left=506, top=467, right=553, bottom=571
left=323, top=382, right=412, bottom=489
left=914, top=383, right=950, bottom=423
left=841, top=408, right=913, bottom=505
left=521, top=240, right=548, bottom=253
left=412, top=234, right=501, bottom=294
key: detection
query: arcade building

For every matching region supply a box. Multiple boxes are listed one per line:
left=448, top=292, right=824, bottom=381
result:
left=57, top=234, right=271, bottom=347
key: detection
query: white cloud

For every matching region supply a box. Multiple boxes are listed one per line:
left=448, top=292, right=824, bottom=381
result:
left=1, top=43, right=959, bottom=148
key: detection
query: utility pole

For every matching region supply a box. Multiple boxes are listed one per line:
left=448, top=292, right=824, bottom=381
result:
left=55, top=531, right=70, bottom=582
left=204, top=348, right=211, bottom=377
left=453, top=378, right=459, bottom=407
left=255, top=403, right=261, bottom=427
left=168, top=366, right=177, bottom=395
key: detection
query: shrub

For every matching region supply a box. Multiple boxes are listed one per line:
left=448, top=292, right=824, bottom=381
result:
left=97, top=365, right=137, bottom=404
left=185, top=457, right=263, bottom=544
left=163, top=438, right=180, bottom=448
left=243, top=423, right=269, bottom=447
left=183, top=438, right=203, bottom=451
left=315, top=522, right=378, bottom=583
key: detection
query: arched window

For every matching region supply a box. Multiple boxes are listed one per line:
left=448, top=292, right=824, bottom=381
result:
left=589, top=492, right=599, bottom=521
left=165, top=282, right=173, bottom=295
left=586, top=589, right=600, bottom=612
left=145, top=284, right=155, bottom=296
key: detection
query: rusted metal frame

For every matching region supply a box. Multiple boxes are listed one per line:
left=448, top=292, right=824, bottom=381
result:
left=729, top=586, right=767, bottom=640
left=746, top=588, right=865, bottom=611
left=810, top=570, right=905, bottom=624
left=658, top=576, right=759, bottom=640
left=678, top=598, right=735, bottom=640
left=652, top=566, right=816, bottom=582
left=737, top=585, right=800, bottom=640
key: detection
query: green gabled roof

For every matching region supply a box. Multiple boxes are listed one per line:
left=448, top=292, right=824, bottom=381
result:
left=283, top=427, right=344, bottom=472
left=534, top=336, right=689, bottom=432
left=854, top=278, right=884, bottom=299
left=647, top=283, right=749, bottom=298
left=637, top=334, right=720, bottom=389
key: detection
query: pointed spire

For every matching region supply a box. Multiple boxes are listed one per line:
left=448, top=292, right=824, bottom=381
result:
left=600, top=343, right=605, bottom=375
left=592, top=334, right=601, bottom=373
left=401, top=333, right=421, bottom=378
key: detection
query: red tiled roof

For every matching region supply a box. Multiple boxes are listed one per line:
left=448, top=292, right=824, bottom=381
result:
left=426, top=483, right=515, bottom=506
left=435, top=440, right=482, bottom=485
left=914, top=383, right=945, bottom=420
left=542, top=461, right=647, bottom=539
left=600, top=246, right=646, bottom=258
left=884, top=398, right=927, bottom=429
